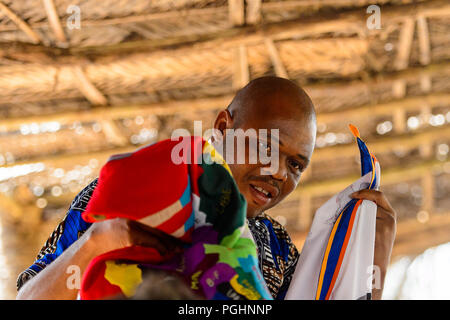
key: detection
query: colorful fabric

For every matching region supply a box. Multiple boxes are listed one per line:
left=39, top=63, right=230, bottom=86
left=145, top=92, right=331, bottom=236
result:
left=247, top=212, right=299, bottom=299
left=78, top=136, right=272, bottom=300
left=17, top=183, right=297, bottom=301
left=286, top=125, right=380, bottom=300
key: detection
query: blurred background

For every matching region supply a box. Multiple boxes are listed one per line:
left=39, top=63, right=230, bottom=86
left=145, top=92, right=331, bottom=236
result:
left=0, top=0, right=449, bottom=300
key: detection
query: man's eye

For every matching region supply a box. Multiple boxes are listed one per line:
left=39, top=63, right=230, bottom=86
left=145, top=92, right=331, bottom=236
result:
left=288, top=159, right=303, bottom=172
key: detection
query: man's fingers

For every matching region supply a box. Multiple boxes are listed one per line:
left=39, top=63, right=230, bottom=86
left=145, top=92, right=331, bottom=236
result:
left=130, top=227, right=171, bottom=256
left=133, top=220, right=184, bottom=247
left=129, top=220, right=183, bottom=255
left=351, top=189, right=382, bottom=205
left=350, top=189, right=396, bottom=221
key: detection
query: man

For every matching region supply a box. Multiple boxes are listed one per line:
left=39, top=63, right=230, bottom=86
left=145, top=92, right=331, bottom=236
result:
left=16, top=77, right=396, bottom=300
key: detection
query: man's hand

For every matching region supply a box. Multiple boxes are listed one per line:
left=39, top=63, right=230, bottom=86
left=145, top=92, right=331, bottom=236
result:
left=87, top=218, right=184, bottom=257
left=350, top=189, right=397, bottom=300
left=17, top=218, right=184, bottom=300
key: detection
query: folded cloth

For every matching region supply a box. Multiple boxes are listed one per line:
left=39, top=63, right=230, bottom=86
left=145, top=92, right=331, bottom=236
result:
left=79, top=136, right=272, bottom=300
left=285, top=125, right=380, bottom=300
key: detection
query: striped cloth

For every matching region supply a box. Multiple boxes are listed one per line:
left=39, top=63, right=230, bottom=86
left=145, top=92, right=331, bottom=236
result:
left=286, top=125, right=380, bottom=300
left=79, top=136, right=272, bottom=300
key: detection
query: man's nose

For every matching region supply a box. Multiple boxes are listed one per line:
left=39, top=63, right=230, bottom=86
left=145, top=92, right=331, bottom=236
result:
left=261, top=157, right=288, bottom=182
left=272, top=167, right=288, bottom=182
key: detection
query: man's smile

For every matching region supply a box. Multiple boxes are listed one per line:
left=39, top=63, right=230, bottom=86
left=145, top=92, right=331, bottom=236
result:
left=248, top=180, right=280, bottom=206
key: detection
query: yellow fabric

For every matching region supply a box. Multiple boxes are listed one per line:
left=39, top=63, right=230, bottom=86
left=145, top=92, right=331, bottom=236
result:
left=104, top=261, right=142, bottom=298
left=202, top=140, right=232, bottom=176
left=230, top=274, right=261, bottom=300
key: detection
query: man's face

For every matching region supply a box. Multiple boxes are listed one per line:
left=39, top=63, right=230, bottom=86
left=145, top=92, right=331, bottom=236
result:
left=221, top=108, right=316, bottom=218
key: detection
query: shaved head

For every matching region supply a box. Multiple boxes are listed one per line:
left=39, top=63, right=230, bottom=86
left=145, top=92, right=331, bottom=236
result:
left=214, top=76, right=317, bottom=217
left=227, top=76, right=316, bottom=129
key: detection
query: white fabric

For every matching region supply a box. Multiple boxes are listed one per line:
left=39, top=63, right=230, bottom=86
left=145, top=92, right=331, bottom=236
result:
left=285, top=167, right=380, bottom=300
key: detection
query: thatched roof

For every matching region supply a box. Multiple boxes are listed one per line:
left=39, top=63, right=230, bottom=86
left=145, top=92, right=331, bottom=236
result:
left=0, top=1, right=449, bottom=284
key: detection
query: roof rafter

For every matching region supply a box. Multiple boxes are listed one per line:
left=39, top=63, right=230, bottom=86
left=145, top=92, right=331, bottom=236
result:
left=317, top=93, right=450, bottom=124
left=292, top=158, right=448, bottom=198
left=42, top=0, right=67, bottom=44
left=71, top=66, right=108, bottom=106
left=232, top=44, right=250, bottom=89
left=229, top=0, right=245, bottom=26
left=1, top=0, right=445, bottom=58
left=394, top=17, right=415, bottom=70
left=265, top=38, right=288, bottom=78
left=1, top=91, right=448, bottom=136
left=312, top=125, right=450, bottom=162
left=0, top=1, right=42, bottom=44
left=416, top=15, right=431, bottom=66
left=246, top=0, right=262, bottom=25
left=4, top=125, right=449, bottom=180
left=1, top=95, right=232, bottom=132
left=100, top=120, right=128, bottom=147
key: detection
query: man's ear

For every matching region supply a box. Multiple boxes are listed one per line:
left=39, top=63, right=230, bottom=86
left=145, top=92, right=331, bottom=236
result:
left=214, top=109, right=233, bottom=136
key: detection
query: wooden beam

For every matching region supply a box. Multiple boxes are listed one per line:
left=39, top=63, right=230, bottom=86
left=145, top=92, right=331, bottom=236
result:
left=313, top=125, right=450, bottom=163
left=43, top=0, right=450, bottom=57
left=229, top=0, right=245, bottom=26
left=317, top=93, right=450, bottom=124
left=0, top=2, right=446, bottom=66
left=393, top=108, right=406, bottom=134
left=5, top=128, right=449, bottom=196
left=1, top=95, right=448, bottom=167
left=246, top=0, right=262, bottom=25
left=392, top=80, right=406, bottom=99
left=1, top=50, right=447, bottom=107
left=421, top=172, right=434, bottom=214
left=0, top=95, right=233, bottom=133
left=0, top=7, right=227, bottom=32
left=0, top=94, right=448, bottom=172
left=394, top=18, right=415, bottom=70
left=0, top=1, right=42, bottom=44
left=264, top=38, right=289, bottom=78
left=2, top=92, right=448, bottom=136
left=232, top=45, right=249, bottom=89
left=416, top=15, right=431, bottom=66
left=1, top=60, right=448, bottom=133
left=0, top=0, right=447, bottom=34
left=291, top=158, right=448, bottom=198
left=419, top=143, right=433, bottom=158
left=100, top=120, right=128, bottom=147
left=71, top=66, right=108, bottom=106
left=420, top=74, right=432, bottom=93
left=42, top=0, right=67, bottom=44
left=420, top=103, right=432, bottom=131
left=0, top=145, right=136, bottom=171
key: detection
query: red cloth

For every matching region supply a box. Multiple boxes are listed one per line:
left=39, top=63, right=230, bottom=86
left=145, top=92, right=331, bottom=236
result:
left=82, top=138, right=197, bottom=223
left=80, top=246, right=165, bottom=300
left=80, top=137, right=203, bottom=300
